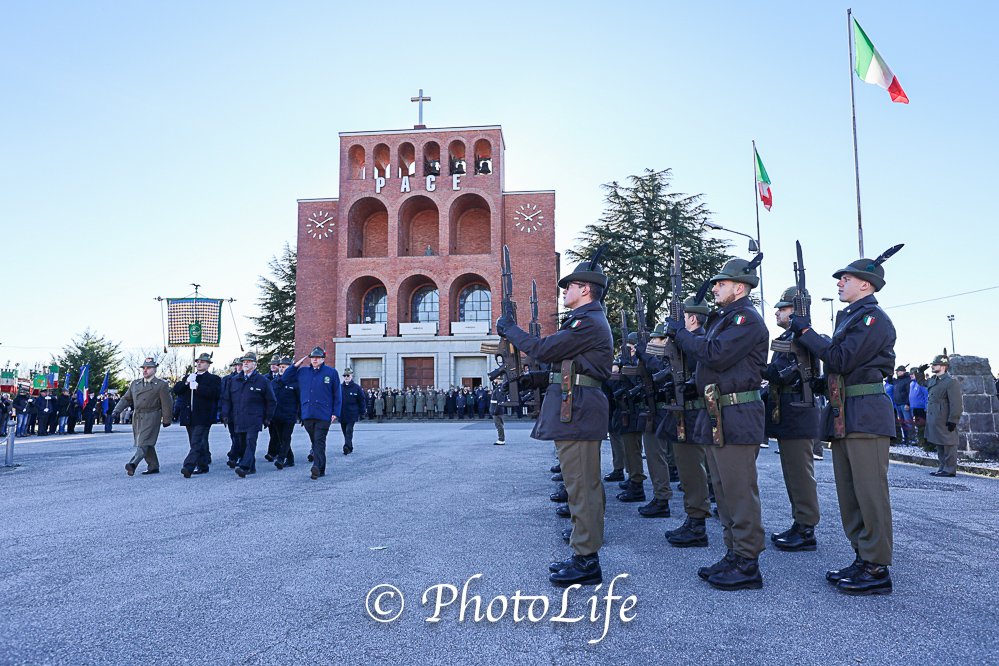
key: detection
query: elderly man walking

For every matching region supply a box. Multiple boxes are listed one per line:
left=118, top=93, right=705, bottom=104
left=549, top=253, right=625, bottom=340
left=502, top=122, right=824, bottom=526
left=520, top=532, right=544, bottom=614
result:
left=114, top=356, right=173, bottom=476
left=221, top=352, right=276, bottom=478
left=283, top=347, right=341, bottom=479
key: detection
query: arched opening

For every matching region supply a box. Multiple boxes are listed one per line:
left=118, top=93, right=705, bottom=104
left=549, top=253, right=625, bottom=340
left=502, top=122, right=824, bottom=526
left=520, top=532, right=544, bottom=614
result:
left=473, top=139, right=492, bottom=175
left=397, top=275, right=440, bottom=325
left=397, top=141, right=416, bottom=178
left=348, top=144, right=366, bottom=180
left=347, top=197, right=388, bottom=258
left=449, top=193, right=490, bottom=255
left=458, top=284, right=491, bottom=322
left=398, top=195, right=439, bottom=256
left=346, top=276, right=388, bottom=325
left=373, top=143, right=390, bottom=179
left=448, top=140, right=466, bottom=176
left=423, top=141, right=440, bottom=177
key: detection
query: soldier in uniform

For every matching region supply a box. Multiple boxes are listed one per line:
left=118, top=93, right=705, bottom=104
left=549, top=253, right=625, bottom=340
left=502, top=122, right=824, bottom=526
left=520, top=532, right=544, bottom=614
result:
left=616, top=337, right=648, bottom=504
left=436, top=389, right=446, bottom=420
left=374, top=390, right=385, bottom=423
left=174, top=352, right=222, bottom=478
left=765, top=287, right=822, bottom=551
left=790, top=251, right=899, bottom=595
left=220, top=352, right=276, bottom=478
left=630, top=327, right=675, bottom=518
left=415, top=387, right=426, bottom=421
left=496, top=252, right=613, bottom=586
left=113, top=356, right=173, bottom=476
left=490, top=378, right=507, bottom=445
left=664, top=258, right=769, bottom=590
left=925, top=353, right=963, bottom=477
left=602, top=364, right=626, bottom=483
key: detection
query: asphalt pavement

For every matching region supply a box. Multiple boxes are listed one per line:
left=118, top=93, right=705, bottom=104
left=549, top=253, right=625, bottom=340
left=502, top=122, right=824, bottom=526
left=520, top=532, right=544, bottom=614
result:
left=1, top=420, right=997, bottom=665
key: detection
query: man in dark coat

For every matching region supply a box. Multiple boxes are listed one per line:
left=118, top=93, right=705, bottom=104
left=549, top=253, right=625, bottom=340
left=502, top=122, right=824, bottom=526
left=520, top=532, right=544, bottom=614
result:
left=476, top=387, right=488, bottom=419
left=497, top=254, right=614, bottom=587
left=283, top=347, right=341, bottom=479
left=455, top=389, right=466, bottom=420
left=339, top=368, right=365, bottom=455
left=765, top=287, right=822, bottom=551
left=792, top=252, right=899, bottom=595
left=446, top=388, right=457, bottom=418
left=36, top=390, right=56, bottom=437
left=490, top=379, right=507, bottom=445
left=264, top=355, right=283, bottom=460
left=174, top=352, right=223, bottom=477
left=220, top=352, right=276, bottom=478
left=82, top=392, right=97, bottom=434
left=222, top=358, right=243, bottom=467
left=664, top=257, right=769, bottom=591
left=270, top=356, right=300, bottom=469
left=57, top=389, right=71, bottom=434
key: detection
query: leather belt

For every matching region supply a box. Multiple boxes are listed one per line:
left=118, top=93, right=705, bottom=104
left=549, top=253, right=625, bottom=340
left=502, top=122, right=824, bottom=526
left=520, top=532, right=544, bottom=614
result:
left=548, top=372, right=602, bottom=389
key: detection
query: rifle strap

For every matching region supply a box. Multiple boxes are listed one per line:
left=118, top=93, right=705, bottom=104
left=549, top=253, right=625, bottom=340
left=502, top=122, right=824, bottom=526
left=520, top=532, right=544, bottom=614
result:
left=559, top=359, right=574, bottom=423
left=704, top=383, right=725, bottom=446
left=772, top=395, right=781, bottom=425
left=828, top=373, right=846, bottom=438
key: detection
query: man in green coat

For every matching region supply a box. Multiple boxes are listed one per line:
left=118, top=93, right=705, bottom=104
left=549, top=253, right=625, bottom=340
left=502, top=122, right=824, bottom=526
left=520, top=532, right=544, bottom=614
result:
left=404, top=389, right=416, bottom=418
left=415, top=388, right=426, bottom=420
left=926, top=354, right=964, bottom=477
left=114, top=356, right=174, bottom=476
left=374, top=391, right=385, bottom=423
left=435, top=389, right=446, bottom=419
left=385, top=390, right=396, bottom=420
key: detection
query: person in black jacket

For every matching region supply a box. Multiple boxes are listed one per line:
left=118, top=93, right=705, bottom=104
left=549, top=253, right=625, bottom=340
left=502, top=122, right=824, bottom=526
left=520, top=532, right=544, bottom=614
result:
left=36, top=390, right=56, bottom=436
left=270, top=356, right=300, bottom=469
left=221, top=358, right=242, bottom=467
left=82, top=392, right=97, bottom=434
left=174, top=352, right=223, bottom=478
left=220, top=352, right=276, bottom=478
left=339, top=368, right=365, bottom=455
left=446, top=388, right=457, bottom=419
left=57, top=390, right=71, bottom=434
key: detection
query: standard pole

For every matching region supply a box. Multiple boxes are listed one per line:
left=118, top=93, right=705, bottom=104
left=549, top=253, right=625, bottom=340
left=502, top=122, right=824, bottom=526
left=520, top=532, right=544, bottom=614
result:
left=848, top=8, right=864, bottom=258
left=752, top=140, right=765, bottom=316
left=949, top=317, right=956, bottom=353
left=5, top=414, right=15, bottom=466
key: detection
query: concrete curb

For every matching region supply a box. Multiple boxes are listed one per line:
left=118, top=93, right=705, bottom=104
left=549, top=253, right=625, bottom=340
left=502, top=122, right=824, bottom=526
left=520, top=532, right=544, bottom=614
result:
left=889, top=451, right=999, bottom=479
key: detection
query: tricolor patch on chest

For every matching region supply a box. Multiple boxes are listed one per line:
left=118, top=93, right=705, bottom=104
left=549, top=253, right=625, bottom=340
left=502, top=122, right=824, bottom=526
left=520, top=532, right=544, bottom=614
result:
left=571, top=320, right=581, bottom=329
left=864, top=315, right=875, bottom=326
left=733, top=315, right=746, bottom=325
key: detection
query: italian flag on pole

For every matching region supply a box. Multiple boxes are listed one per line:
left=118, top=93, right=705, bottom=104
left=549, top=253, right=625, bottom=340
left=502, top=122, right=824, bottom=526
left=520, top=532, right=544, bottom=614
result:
left=754, top=147, right=772, bottom=211
left=854, top=18, right=908, bottom=104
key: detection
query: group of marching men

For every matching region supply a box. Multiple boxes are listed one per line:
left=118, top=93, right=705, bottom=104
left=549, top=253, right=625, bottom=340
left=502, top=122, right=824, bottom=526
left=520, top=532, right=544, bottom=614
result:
left=493, top=242, right=959, bottom=596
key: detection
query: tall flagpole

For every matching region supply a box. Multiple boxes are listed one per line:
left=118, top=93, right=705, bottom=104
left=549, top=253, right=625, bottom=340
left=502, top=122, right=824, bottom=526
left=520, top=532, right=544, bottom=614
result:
left=752, top=140, right=765, bottom=317
left=848, top=8, right=864, bottom=258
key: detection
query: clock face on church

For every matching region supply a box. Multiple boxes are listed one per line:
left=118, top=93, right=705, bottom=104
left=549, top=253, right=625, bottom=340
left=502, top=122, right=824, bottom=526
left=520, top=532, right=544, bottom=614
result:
left=306, top=211, right=334, bottom=239
left=513, top=203, right=544, bottom=233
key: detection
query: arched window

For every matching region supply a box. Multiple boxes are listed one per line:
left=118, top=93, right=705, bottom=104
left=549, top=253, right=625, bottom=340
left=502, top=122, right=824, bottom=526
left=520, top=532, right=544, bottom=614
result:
left=458, top=285, right=491, bottom=322
left=362, top=286, right=387, bottom=324
left=410, top=285, right=439, bottom=323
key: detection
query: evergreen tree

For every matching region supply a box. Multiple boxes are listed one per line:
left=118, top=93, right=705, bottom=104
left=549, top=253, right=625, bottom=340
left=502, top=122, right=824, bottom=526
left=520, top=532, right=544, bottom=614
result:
left=54, top=329, right=123, bottom=396
left=246, top=243, right=296, bottom=360
left=565, top=168, right=731, bottom=342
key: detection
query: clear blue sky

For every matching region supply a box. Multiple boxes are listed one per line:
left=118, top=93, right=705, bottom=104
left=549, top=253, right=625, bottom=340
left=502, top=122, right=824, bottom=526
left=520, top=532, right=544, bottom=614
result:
left=2, top=1, right=997, bottom=375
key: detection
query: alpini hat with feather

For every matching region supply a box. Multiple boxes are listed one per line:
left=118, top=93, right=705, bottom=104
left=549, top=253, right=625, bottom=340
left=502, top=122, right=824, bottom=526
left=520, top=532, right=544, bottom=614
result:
left=558, top=243, right=609, bottom=290
left=195, top=352, right=213, bottom=364
left=832, top=244, right=904, bottom=293
left=710, top=253, right=763, bottom=288
left=774, top=286, right=807, bottom=308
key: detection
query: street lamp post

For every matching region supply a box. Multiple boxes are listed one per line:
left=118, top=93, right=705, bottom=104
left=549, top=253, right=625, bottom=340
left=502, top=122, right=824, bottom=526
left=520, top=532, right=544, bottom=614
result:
left=821, top=297, right=835, bottom=333
left=947, top=314, right=956, bottom=353
left=702, top=222, right=763, bottom=316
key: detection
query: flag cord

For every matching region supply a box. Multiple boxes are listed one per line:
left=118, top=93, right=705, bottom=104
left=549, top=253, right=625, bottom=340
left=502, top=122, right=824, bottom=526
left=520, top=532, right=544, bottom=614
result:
left=227, top=299, right=244, bottom=352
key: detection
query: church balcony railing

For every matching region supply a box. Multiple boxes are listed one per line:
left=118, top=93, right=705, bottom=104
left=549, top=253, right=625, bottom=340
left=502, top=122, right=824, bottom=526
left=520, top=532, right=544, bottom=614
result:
left=348, top=323, right=386, bottom=337
left=450, top=321, right=490, bottom=335
left=399, top=322, right=439, bottom=336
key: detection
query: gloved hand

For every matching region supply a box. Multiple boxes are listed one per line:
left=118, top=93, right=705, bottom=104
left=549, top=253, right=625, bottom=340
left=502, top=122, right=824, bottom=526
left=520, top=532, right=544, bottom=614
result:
left=788, top=314, right=811, bottom=335
left=946, top=421, right=957, bottom=432
left=663, top=319, right=684, bottom=339
left=496, top=314, right=515, bottom=337
left=186, top=373, right=196, bottom=384
left=635, top=340, right=648, bottom=356
left=682, top=380, right=700, bottom=401
left=517, top=373, right=535, bottom=391
left=810, top=377, right=827, bottom=395
left=189, top=380, right=198, bottom=391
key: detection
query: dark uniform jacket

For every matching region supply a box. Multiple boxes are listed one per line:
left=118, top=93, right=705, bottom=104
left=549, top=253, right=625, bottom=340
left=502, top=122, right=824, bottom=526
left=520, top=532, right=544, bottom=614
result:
left=798, top=294, right=896, bottom=439
left=57, top=394, right=71, bottom=417
left=504, top=299, right=614, bottom=441
left=173, top=371, right=222, bottom=427
left=270, top=374, right=301, bottom=423
left=282, top=363, right=341, bottom=421
left=764, top=329, right=821, bottom=441
left=489, top=386, right=507, bottom=416
left=674, top=295, right=768, bottom=446
left=889, top=374, right=911, bottom=407
left=220, top=371, right=276, bottom=433
left=652, top=327, right=709, bottom=445
left=340, top=381, right=366, bottom=424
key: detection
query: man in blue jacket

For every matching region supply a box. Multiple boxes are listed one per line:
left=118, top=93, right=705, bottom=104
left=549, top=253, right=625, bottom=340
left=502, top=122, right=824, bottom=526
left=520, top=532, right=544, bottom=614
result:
left=220, top=352, right=276, bottom=478
left=339, top=367, right=366, bottom=455
left=283, top=347, right=341, bottom=479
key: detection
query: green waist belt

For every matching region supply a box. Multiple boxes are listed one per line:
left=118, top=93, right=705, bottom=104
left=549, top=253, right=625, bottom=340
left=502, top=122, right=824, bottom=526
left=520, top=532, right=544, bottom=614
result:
left=844, top=382, right=885, bottom=398
left=777, top=385, right=802, bottom=395
left=685, top=399, right=706, bottom=410
left=718, top=389, right=762, bottom=406
left=548, top=372, right=602, bottom=389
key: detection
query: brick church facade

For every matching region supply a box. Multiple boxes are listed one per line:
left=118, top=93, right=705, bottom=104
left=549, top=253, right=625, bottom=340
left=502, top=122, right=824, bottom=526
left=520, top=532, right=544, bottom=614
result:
left=294, top=124, right=559, bottom=389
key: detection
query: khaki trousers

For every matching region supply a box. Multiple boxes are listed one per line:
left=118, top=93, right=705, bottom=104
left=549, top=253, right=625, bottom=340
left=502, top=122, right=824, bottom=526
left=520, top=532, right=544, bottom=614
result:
left=674, top=441, right=711, bottom=520
left=642, top=431, right=673, bottom=501
left=621, top=432, right=646, bottom=483
left=706, top=444, right=765, bottom=559
left=128, top=444, right=159, bottom=472
left=493, top=414, right=505, bottom=442
left=777, top=438, right=820, bottom=527
left=936, top=444, right=957, bottom=474
left=831, top=434, right=893, bottom=566
left=556, top=439, right=605, bottom=556
left=608, top=433, right=625, bottom=471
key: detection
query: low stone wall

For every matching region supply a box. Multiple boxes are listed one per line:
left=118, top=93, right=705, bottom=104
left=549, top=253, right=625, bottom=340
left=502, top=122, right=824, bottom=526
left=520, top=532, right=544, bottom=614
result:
left=951, top=355, right=999, bottom=458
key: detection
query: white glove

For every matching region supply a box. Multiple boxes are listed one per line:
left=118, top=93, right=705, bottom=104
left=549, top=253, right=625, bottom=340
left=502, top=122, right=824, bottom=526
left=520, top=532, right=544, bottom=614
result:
left=189, top=380, right=198, bottom=390
left=186, top=373, right=196, bottom=384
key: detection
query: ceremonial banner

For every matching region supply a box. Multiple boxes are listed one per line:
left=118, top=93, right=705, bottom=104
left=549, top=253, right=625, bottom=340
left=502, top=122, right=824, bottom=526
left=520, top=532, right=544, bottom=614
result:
left=0, top=370, right=15, bottom=394
left=76, top=364, right=90, bottom=410
left=167, top=298, right=223, bottom=346
left=854, top=18, right=908, bottom=104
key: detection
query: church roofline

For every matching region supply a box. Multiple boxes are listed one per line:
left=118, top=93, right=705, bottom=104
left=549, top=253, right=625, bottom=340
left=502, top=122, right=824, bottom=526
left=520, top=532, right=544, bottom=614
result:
left=339, top=125, right=505, bottom=148
left=297, top=197, right=339, bottom=203
left=504, top=190, right=555, bottom=195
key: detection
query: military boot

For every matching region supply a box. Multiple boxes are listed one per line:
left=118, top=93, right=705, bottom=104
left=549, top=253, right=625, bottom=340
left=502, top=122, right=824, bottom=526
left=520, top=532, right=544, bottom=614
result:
left=616, top=480, right=646, bottom=503
left=826, top=551, right=864, bottom=583
left=549, top=553, right=602, bottom=587
left=550, top=463, right=561, bottom=474
left=669, top=466, right=680, bottom=483
left=836, top=562, right=892, bottom=596
left=551, top=472, right=564, bottom=482
left=550, top=483, right=568, bottom=503
left=707, top=554, right=763, bottom=590
left=771, top=522, right=799, bottom=543
left=603, top=468, right=625, bottom=482
left=618, top=479, right=632, bottom=490
left=561, top=527, right=573, bottom=542
left=774, top=524, right=817, bottom=552
left=638, top=498, right=670, bottom=518
left=555, top=505, right=571, bottom=518
left=668, top=518, right=708, bottom=548
left=698, top=550, right=736, bottom=580
left=665, top=517, right=693, bottom=539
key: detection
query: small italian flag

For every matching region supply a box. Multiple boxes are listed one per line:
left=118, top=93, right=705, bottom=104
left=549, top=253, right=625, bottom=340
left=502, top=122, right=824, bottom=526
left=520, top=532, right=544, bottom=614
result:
left=854, top=18, right=908, bottom=104
left=754, top=147, right=772, bottom=211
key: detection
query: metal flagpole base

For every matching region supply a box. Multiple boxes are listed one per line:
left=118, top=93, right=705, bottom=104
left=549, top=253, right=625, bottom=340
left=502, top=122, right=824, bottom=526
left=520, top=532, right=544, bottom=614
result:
left=5, top=416, right=16, bottom=467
